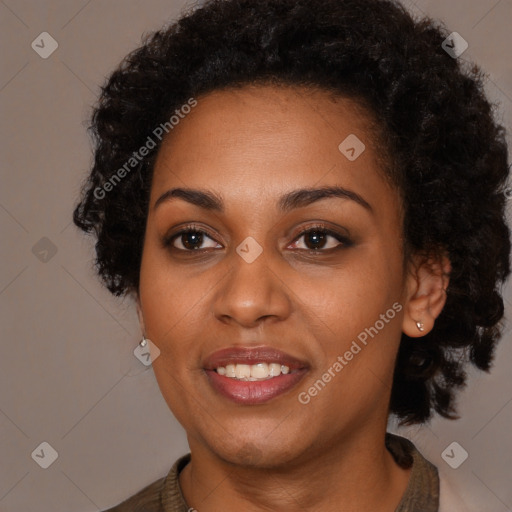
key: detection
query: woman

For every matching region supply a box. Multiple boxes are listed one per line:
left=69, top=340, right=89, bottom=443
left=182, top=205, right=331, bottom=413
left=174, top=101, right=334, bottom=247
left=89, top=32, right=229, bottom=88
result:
left=73, top=0, right=511, bottom=510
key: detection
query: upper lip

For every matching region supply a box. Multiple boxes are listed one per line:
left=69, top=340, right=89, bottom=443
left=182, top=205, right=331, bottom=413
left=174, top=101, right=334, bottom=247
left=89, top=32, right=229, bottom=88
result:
left=203, top=346, right=308, bottom=371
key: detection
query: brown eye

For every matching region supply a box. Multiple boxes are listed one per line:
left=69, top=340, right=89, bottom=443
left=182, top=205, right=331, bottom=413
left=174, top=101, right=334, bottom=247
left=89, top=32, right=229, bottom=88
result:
left=164, top=227, right=221, bottom=252
left=303, top=230, right=328, bottom=250
left=178, top=231, right=205, bottom=250
left=290, top=227, right=352, bottom=251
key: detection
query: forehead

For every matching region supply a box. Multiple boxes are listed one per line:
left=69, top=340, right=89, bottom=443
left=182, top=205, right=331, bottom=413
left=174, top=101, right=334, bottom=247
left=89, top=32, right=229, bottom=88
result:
left=150, top=84, right=395, bottom=212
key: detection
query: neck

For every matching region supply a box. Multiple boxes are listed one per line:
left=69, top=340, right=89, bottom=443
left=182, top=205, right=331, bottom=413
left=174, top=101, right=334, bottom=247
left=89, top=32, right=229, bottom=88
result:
left=179, top=427, right=411, bottom=512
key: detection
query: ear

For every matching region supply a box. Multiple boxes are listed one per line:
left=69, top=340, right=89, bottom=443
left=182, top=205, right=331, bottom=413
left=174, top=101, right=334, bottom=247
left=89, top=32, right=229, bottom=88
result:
left=402, top=252, right=451, bottom=338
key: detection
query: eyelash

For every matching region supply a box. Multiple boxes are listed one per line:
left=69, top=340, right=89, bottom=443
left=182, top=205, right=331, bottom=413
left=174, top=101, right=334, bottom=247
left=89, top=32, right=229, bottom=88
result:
left=163, top=223, right=353, bottom=254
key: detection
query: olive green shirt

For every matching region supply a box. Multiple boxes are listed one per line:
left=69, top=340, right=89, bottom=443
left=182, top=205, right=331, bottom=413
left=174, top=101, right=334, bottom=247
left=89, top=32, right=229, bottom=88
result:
left=103, top=433, right=439, bottom=511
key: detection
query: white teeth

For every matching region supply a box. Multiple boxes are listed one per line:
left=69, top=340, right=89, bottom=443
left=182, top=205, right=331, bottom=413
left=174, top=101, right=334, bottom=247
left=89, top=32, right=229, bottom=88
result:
left=235, top=364, right=251, bottom=379
left=215, top=363, right=291, bottom=380
left=251, top=363, right=269, bottom=379
left=269, top=363, right=281, bottom=376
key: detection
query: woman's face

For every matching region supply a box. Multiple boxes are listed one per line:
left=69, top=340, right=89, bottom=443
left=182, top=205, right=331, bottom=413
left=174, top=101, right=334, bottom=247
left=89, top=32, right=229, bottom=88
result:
left=139, top=84, right=412, bottom=467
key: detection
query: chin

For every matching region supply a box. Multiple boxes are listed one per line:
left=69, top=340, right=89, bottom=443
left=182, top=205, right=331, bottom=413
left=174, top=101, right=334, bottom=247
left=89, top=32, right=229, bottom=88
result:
left=199, top=423, right=313, bottom=469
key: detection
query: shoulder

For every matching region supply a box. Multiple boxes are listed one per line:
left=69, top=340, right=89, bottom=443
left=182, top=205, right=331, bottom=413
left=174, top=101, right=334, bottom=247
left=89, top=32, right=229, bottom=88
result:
left=386, top=433, right=439, bottom=512
left=387, top=433, right=473, bottom=512
left=100, top=476, right=166, bottom=512
left=101, top=454, right=191, bottom=512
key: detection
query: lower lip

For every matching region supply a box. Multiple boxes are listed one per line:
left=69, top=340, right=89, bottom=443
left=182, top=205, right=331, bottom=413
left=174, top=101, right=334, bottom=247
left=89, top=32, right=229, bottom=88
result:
left=205, top=369, right=308, bottom=405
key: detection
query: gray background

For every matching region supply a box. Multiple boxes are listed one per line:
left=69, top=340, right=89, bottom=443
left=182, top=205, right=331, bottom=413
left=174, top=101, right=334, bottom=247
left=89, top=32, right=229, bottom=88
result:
left=0, top=0, right=511, bottom=510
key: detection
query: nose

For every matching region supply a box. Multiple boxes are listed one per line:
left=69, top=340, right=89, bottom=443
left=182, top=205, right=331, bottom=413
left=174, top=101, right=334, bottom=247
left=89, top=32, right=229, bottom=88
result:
left=212, top=249, right=293, bottom=328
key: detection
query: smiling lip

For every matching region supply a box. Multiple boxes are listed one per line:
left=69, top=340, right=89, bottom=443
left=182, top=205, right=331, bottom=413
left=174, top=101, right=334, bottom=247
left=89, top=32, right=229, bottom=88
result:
left=203, top=346, right=309, bottom=405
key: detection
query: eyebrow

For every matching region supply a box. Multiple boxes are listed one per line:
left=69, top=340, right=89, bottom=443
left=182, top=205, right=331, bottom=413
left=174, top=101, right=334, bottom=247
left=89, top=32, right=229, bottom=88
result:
left=153, top=185, right=373, bottom=213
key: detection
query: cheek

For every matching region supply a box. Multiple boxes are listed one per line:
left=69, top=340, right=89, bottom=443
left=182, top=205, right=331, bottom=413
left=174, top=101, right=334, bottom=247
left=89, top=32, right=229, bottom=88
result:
left=138, top=250, right=196, bottom=372
left=301, top=245, right=405, bottom=394
left=138, top=249, right=207, bottom=422
left=306, top=248, right=402, bottom=332
left=139, top=246, right=206, bottom=335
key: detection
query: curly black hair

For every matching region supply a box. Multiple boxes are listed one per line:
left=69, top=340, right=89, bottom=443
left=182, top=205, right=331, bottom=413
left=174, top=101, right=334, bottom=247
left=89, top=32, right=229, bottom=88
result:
left=73, top=0, right=511, bottom=425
